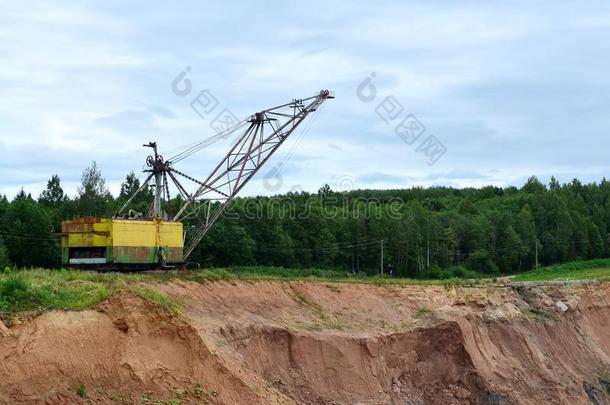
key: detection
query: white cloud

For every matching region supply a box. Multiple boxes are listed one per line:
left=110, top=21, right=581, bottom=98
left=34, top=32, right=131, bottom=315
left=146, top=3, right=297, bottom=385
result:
left=1, top=0, right=610, bottom=199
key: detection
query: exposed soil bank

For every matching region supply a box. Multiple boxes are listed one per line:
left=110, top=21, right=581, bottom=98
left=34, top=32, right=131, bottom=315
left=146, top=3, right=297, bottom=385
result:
left=1, top=280, right=609, bottom=404
left=0, top=292, right=283, bottom=404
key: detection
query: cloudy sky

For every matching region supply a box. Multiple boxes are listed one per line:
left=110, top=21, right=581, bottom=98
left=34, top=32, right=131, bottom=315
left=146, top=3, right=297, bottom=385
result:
left=2, top=1, right=610, bottom=199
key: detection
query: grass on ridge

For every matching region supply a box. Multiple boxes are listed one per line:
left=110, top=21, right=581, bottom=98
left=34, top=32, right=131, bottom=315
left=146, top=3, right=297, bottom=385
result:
left=2, top=259, right=609, bottom=316
left=0, top=270, right=115, bottom=314
left=0, top=266, right=472, bottom=316
left=132, top=286, right=181, bottom=315
left=0, top=268, right=170, bottom=316
left=512, top=259, right=610, bottom=282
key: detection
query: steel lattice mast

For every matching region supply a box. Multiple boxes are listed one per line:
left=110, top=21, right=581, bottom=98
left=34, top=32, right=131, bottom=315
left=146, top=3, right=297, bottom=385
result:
left=118, top=89, right=334, bottom=260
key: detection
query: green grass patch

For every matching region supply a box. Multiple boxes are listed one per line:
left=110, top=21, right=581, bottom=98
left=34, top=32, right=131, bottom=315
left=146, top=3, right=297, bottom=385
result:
left=198, top=266, right=479, bottom=287
left=0, top=270, right=114, bottom=314
left=221, top=265, right=352, bottom=280
left=132, top=287, right=181, bottom=315
left=0, top=268, right=168, bottom=316
left=512, top=259, right=610, bottom=282
left=0, top=268, right=188, bottom=317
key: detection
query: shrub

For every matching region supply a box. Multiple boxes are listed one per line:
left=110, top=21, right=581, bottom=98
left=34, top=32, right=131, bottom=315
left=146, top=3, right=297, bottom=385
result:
left=465, top=250, right=499, bottom=275
left=449, top=265, right=479, bottom=279
left=76, top=384, right=87, bottom=399
left=0, top=238, right=9, bottom=269
left=419, top=265, right=453, bottom=280
left=0, top=274, right=38, bottom=312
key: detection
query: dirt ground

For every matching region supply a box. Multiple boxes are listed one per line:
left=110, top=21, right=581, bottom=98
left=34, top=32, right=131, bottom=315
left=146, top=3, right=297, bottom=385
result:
left=0, top=279, right=609, bottom=404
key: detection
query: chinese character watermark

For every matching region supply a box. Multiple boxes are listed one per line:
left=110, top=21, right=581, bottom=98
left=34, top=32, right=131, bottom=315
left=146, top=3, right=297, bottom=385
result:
left=356, top=72, right=446, bottom=166
left=171, top=67, right=239, bottom=137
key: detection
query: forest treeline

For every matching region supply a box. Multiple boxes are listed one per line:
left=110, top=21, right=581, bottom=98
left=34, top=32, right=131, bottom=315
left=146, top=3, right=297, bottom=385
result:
left=1, top=162, right=609, bottom=279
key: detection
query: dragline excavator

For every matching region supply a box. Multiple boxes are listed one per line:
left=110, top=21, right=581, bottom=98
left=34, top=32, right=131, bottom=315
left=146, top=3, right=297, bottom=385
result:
left=59, top=90, right=334, bottom=270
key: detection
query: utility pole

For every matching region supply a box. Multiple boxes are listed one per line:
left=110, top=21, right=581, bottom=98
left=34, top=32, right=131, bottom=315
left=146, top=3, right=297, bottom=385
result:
left=535, top=239, right=539, bottom=269
left=380, top=239, right=384, bottom=275
left=426, top=228, right=430, bottom=268
left=426, top=211, right=431, bottom=268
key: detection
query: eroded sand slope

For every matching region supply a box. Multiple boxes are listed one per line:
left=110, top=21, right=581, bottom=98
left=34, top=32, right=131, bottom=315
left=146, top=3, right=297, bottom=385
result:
left=1, top=280, right=609, bottom=404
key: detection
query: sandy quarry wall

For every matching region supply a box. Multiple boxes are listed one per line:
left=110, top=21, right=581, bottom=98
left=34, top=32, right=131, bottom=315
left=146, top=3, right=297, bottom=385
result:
left=0, top=280, right=609, bottom=404
left=0, top=291, right=284, bottom=404
left=157, top=280, right=610, bottom=405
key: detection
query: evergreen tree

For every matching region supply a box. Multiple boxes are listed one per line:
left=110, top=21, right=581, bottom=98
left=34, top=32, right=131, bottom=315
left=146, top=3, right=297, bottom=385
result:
left=116, top=171, right=151, bottom=213
left=522, top=176, right=546, bottom=194
left=0, top=194, right=56, bottom=267
left=39, top=175, right=67, bottom=208
left=76, top=161, right=112, bottom=216
left=549, top=176, right=561, bottom=191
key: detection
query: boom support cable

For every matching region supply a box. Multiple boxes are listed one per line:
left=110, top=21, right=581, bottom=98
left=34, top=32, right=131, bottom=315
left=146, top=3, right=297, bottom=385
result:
left=118, top=90, right=334, bottom=261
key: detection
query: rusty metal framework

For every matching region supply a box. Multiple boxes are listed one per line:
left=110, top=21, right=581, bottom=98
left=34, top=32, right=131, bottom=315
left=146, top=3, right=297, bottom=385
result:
left=118, top=89, right=334, bottom=260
